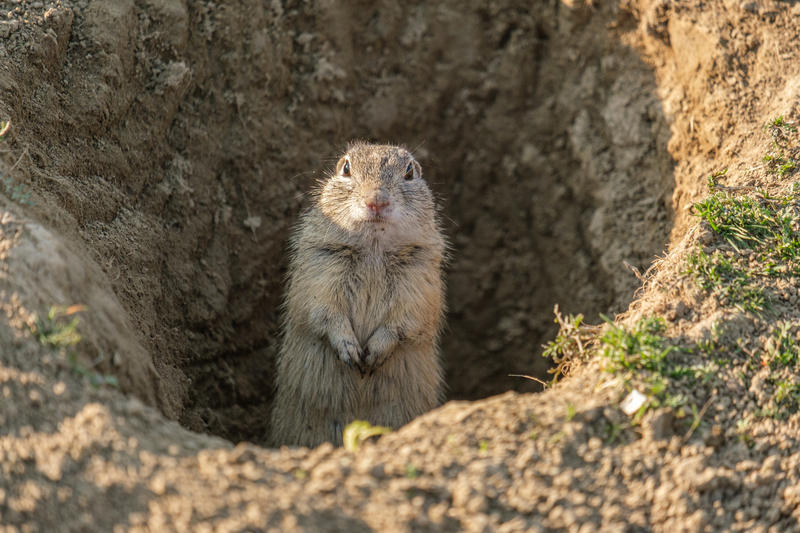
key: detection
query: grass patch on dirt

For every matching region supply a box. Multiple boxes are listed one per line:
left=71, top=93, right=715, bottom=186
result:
left=692, top=190, right=800, bottom=257
left=765, top=321, right=800, bottom=368
left=687, top=186, right=800, bottom=315
left=543, top=313, right=713, bottom=423
left=538, top=116, right=800, bottom=432
left=759, top=322, right=800, bottom=419
left=543, top=186, right=800, bottom=420
left=541, top=180, right=800, bottom=427
left=763, top=153, right=797, bottom=176
left=763, top=116, right=799, bottom=177
left=772, top=380, right=800, bottom=412
left=598, top=316, right=729, bottom=422
left=685, top=185, right=800, bottom=419
left=600, top=316, right=674, bottom=374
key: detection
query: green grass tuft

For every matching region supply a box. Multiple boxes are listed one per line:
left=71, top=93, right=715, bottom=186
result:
left=773, top=379, right=800, bottom=415
left=689, top=189, right=800, bottom=313
left=693, top=193, right=781, bottom=250
left=600, top=316, right=674, bottom=373
left=31, top=305, right=118, bottom=388
left=766, top=322, right=799, bottom=368
left=34, top=305, right=84, bottom=348
left=763, top=153, right=797, bottom=176
left=767, top=115, right=797, bottom=133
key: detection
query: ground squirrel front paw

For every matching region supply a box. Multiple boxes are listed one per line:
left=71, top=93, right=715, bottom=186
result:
left=336, top=337, right=364, bottom=374
left=362, top=327, right=399, bottom=374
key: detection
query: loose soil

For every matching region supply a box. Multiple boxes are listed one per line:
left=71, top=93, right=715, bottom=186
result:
left=0, top=0, right=799, bottom=531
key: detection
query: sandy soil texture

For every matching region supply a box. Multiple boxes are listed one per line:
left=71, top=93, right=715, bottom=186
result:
left=1, top=0, right=800, bottom=530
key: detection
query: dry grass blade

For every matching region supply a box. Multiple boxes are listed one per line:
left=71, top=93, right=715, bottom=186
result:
left=508, top=373, right=550, bottom=389
left=682, top=394, right=714, bottom=444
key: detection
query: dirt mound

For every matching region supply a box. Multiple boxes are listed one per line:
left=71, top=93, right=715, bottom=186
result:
left=1, top=0, right=800, bottom=530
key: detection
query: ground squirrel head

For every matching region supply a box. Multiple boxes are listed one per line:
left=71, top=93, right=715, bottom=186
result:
left=317, top=142, right=436, bottom=241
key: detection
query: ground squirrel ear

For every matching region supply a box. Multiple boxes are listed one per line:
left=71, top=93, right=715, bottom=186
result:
left=411, top=160, right=422, bottom=179
left=404, top=163, right=414, bottom=180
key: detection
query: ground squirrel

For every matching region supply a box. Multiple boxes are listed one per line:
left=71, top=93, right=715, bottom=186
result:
left=270, top=142, right=447, bottom=447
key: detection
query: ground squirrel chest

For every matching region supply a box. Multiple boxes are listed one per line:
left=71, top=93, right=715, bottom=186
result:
left=269, top=142, right=447, bottom=448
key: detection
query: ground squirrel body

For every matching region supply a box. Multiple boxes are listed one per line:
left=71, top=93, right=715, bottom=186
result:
left=270, top=142, right=446, bottom=447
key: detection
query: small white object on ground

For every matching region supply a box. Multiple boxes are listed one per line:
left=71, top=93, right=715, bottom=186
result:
left=620, top=389, right=648, bottom=416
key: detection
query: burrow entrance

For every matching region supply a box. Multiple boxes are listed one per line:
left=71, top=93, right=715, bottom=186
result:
left=2, top=1, right=673, bottom=444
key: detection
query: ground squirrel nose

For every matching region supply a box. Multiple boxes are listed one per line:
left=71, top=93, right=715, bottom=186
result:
left=365, top=189, right=390, bottom=214
left=366, top=199, right=390, bottom=214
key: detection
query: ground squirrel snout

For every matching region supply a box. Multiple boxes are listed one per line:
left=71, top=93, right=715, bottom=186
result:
left=270, top=142, right=447, bottom=447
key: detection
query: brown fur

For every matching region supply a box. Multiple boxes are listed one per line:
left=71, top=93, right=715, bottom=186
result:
left=270, top=142, right=447, bottom=447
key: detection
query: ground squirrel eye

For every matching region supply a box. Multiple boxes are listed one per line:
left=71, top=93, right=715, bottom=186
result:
left=404, top=163, right=414, bottom=181
left=342, top=160, right=351, bottom=176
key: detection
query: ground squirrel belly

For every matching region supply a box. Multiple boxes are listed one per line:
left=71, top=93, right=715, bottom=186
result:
left=270, top=142, right=447, bottom=447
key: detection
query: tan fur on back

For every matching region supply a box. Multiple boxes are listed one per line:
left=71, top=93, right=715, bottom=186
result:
left=270, top=142, right=447, bottom=447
